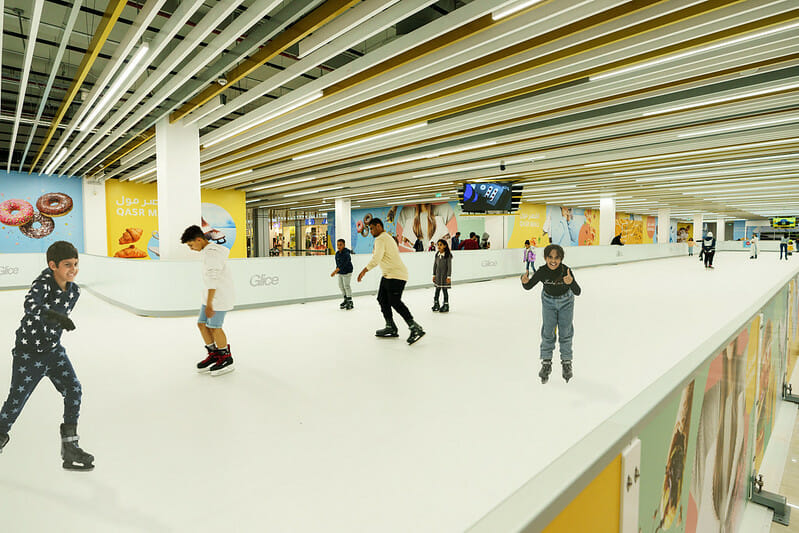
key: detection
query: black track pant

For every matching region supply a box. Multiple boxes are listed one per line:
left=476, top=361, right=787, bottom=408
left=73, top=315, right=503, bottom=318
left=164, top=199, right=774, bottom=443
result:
left=377, top=277, right=413, bottom=325
left=704, top=250, right=715, bottom=267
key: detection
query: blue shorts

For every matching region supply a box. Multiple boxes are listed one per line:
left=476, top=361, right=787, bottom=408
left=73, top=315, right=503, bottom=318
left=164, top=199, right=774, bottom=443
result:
left=198, top=305, right=227, bottom=329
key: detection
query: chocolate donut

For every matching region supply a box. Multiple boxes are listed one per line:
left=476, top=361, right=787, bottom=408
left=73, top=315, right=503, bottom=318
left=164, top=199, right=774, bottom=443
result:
left=19, top=212, right=55, bottom=239
left=36, top=192, right=73, bottom=217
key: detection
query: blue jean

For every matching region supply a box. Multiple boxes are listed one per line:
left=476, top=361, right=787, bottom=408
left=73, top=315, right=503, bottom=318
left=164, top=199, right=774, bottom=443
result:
left=540, top=292, right=575, bottom=361
left=780, top=243, right=788, bottom=259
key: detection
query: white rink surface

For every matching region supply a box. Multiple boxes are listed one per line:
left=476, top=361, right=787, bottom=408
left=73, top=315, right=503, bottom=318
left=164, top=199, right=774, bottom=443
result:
left=0, top=253, right=797, bottom=533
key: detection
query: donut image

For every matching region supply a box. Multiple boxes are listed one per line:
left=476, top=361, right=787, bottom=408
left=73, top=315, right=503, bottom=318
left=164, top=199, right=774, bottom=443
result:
left=356, top=220, right=364, bottom=234
left=363, top=213, right=372, bottom=225
left=0, top=199, right=35, bottom=226
left=36, top=192, right=73, bottom=217
left=19, top=212, right=55, bottom=239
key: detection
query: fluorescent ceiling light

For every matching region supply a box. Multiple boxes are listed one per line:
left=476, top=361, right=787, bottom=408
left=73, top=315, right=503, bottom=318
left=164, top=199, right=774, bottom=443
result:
left=518, top=179, right=551, bottom=186
left=324, top=190, right=388, bottom=200
left=592, top=22, right=799, bottom=81
left=43, top=148, right=69, bottom=175
left=294, top=122, right=428, bottom=160
left=677, top=115, right=799, bottom=138
left=638, top=165, right=799, bottom=183
left=505, top=155, right=546, bottom=165
left=283, top=186, right=345, bottom=197
left=642, top=83, right=799, bottom=117
left=493, top=0, right=544, bottom=20
left=584, top=138, right=799, bottom=167
left=359, top=141, right=497, bottom=171
left=249, top=177, right=317, bottom=192
left=203, top=91, right=324, bottom=149
left=201, top=169, right=252, bottom=186
left=407, top=182, right=454, bottom=189
left=524, top=184, right=576, bottom=191
left=412, top=162, right=497, bottom=178
left=79, top=43, right=150, bottom=131
left=624, top=154, right=799, bottom=178
left=127, top=167, right=156, bottom=182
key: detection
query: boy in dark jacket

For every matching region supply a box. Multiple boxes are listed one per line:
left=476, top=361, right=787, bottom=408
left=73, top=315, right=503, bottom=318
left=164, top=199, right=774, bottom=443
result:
left=331, top=239, right=354, bottom=309
left=0, top=241, right=94, bottom=470
left=701, top=231, right=716, bottom=268
left=521, top=244, right=581, bottom=384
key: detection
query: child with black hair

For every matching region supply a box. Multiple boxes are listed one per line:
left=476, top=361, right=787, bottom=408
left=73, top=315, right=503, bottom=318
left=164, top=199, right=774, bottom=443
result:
left=432, top=239, right=452, bottom=313
left=0, top=241, right=94, bottom=470
left=331, top=239, right=354, bottom=310
left=521, top=244, right=581, bottom=384
left=523, top=240, right=536, bottom=275
left=182, top=224, right=235, bottom=376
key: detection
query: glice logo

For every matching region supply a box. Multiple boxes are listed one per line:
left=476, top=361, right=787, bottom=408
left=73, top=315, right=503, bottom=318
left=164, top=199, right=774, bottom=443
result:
left=481, top=260, right=498, bottom=268
left=0, top=266, right=20, bottom=276
left=250, top=274, right=280, bottom=287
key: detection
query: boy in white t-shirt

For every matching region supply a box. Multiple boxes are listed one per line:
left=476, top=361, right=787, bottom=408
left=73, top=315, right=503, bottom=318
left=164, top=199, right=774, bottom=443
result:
left=182, top=225, right=235, bottom=376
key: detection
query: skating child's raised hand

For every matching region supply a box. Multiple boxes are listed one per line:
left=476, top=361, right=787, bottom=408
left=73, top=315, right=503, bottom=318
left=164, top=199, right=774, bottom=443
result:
left=563, top=268, right=573, bottom=285
left=521, top=272, right=530, bottom=284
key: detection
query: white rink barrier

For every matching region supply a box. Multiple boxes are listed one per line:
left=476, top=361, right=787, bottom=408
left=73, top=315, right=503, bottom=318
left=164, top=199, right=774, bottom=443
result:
left=2, top=243, right=686, bottom=316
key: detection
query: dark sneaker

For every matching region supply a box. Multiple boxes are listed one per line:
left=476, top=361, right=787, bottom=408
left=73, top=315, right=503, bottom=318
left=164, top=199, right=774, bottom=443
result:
left=432, top=301, right=440, bottom=312
left=375, top=323, right=399, bottom=337
left=562, top=361, right=573, bottom=383
left=539, top=360, right=552, bottom=384
left=407, top=322, right=425, bottom=345
left=439, top=303, right=449, bottom=313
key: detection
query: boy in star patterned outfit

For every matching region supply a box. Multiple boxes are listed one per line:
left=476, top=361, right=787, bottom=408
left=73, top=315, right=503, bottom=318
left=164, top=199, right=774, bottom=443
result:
left=0, top=241, right=94, bottom=470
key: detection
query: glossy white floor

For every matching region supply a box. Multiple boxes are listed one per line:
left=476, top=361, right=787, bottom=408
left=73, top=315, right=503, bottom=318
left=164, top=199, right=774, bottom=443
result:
left=1, top=252, right=797, bottom=533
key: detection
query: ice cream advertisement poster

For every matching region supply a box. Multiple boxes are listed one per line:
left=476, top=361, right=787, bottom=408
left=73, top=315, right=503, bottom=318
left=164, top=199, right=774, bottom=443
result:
left=0, top=171, right=84, bottom=253
left=105, top=180, right=246, bottom=259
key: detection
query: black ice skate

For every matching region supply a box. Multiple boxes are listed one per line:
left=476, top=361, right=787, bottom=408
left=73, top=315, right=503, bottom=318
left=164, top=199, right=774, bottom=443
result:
left=210, top=347, right=235, bottom=376
left=375, top=321, right=399, bottom=338
left=539, top=360, right=552, bottom=384
left=407, top=321, right=425, bottom=345
left=0, top=432, right=8, bottom=454
left=439, top=303, right=449, bottom=313
left=345, top=297, right=354, bottom=310
left=432, top=301, right=440, bottom=312
left=339, top=298, right=348, bottom=309
left=197, top=346, right=219, bottom=373
left=562, top=361, right=573, bottom=383
left=60, top=424, right=94, bottom=471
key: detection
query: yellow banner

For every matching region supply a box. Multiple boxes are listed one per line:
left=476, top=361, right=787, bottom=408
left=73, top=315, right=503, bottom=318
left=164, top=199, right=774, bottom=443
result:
left=105, top=181, right=246, bottom=259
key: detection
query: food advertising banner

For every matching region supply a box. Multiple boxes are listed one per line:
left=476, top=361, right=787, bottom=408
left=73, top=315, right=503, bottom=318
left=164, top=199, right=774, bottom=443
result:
left=0, top=171, right=84, bottom=253
left=675, top=222, right=694, bottom=243
left=615, top=213, right=657, bottom=244
left=507, top=204, right=599, bottom=248
left=105, top=180, right=246, bottom=259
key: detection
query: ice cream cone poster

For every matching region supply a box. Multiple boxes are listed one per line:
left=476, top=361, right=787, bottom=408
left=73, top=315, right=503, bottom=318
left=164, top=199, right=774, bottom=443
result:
left=0, top=171, right=84, bottom=253
left=638, top=379, right=703, bottom=533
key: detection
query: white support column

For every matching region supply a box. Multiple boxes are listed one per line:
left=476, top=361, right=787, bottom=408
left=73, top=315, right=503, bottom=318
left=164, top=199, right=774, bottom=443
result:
left=156, top=117, right=201, bottom=260
left=335, top=198, right=352, bottom=247
left=82, top=178, right=107, bottom=256
left=600, top=196, right=616, bottom=245
left=716, top=218, right=725, bottom=242
left=693, top=214, right=704, bottom=242
left=657, top=207, right=670, bottom=245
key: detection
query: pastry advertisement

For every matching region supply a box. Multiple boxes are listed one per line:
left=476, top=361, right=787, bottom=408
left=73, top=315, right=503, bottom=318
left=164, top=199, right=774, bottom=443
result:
left=105, top=180, right=247, bottom=259
left=0, top=171, right=84, bottom=253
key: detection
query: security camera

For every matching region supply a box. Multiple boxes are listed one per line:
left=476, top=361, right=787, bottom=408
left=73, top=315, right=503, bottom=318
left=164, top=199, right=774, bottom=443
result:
left=216, top=76, right=228, bottom=86
left=500, top=160, right=506, bottom=171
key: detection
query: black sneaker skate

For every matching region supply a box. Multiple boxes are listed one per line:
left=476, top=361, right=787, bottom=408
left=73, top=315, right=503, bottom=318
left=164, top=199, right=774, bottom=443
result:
left=407, top=321, right=425, bottom=345
left=339, top=298, right=348, bottom=309
left=539, top=360, right=552, bottom=384
left=375, top=322, right=399, bottom=337
left=439, top=303, right=449, bottom=313
left=345, top=297, right=354, bottom=310
left=432, top=301, right=440, bottom=312
left=197, top=346, right=219, bottom=373
left=210, top=348, right=235, bottom=376
left=0, top=432, right=8, bottom=454
left=562, top=361, right=573, bottom=383
left=60, top=424, right=94, bottom=471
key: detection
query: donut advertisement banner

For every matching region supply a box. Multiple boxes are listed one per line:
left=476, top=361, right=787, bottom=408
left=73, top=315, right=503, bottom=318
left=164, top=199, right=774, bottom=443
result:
left=0, top=172, right=84, bottom=253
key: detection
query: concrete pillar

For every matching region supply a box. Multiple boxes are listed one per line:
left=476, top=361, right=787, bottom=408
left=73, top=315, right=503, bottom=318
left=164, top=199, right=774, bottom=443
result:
left=82, top=179, right=107, bottom=256
left=155, top=117, right=201, bottom=260
left=335, top=198, right=352, bottom=247
left=600, top=197, right=616, bottom=245
left=693, top=214, right=704, bottom=242
left=715, top=218, right=725, bottom=242
left=657, top=207, right=670, bottom=245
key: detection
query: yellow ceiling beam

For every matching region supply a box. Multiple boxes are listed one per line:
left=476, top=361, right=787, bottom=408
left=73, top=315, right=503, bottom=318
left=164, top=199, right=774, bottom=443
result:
left=169, top=0, right=361, bottom=123
left=29, top=0, right=128, bottom=173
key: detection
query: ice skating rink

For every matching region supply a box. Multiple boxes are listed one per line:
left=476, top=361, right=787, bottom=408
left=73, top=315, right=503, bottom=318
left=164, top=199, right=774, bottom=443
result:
left=1, top=253, right=797, bottom=532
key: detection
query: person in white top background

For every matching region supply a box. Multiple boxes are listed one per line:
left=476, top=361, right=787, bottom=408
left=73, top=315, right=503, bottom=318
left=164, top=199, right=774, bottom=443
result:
left=749, top=233, right=759, bottom=259
left=182, top=225, right=236, bottom=376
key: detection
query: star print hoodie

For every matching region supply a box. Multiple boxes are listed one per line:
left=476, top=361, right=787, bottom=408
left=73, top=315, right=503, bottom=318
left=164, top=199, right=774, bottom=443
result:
left=15, top=268, right=80, bottom=353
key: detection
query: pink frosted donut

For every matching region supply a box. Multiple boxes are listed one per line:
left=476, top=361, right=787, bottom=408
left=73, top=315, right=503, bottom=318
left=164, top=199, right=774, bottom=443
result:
left=0, top=199, right=35, bottom=226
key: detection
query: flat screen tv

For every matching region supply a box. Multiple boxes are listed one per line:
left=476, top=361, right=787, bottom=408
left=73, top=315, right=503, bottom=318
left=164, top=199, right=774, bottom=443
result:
left=461, top=182, right=514, bottom=212
left=771, top=217, right=796, bottom=228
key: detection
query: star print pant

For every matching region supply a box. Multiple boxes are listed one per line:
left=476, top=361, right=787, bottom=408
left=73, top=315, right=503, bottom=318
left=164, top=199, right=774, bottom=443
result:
left=0, top=347, right=82, bottom=434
